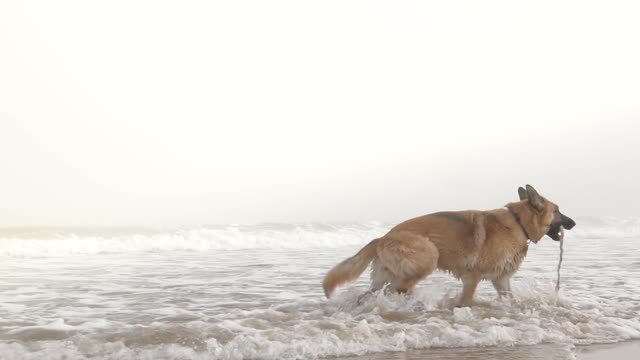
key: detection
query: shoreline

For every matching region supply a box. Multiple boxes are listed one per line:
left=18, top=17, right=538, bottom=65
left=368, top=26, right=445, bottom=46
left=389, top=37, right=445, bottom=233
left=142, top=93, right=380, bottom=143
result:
left=576, top=340, right=640, bottom=359
left=333, top=341, right=640, bottom=360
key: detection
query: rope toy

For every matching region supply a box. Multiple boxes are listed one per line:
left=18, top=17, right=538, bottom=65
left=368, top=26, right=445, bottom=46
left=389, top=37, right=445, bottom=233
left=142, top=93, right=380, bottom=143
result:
left=555, top=226, right=565, bottom=292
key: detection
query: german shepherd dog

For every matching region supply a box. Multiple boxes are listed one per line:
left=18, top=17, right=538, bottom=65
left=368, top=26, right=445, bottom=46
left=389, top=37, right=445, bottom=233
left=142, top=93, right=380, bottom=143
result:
left=323, top=185, right=576, bottom=306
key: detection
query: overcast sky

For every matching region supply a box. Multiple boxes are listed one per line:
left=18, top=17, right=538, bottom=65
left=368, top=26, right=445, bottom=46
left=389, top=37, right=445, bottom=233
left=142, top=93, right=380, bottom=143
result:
left=1, top=1, right=639, bottom=227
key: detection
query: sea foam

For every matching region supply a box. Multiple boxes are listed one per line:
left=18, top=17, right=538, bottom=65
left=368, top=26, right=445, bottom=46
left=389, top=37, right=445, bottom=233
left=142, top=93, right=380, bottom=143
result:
left=1, top=217, right=636, bottom=258
left=0, top=217, right=639, bottom=359
left=0, top=222, right=387, bottom=257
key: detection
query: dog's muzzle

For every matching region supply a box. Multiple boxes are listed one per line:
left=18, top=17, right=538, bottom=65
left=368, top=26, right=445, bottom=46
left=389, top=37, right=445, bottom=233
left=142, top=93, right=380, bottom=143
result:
left=547, top=213, right=576, bottom=241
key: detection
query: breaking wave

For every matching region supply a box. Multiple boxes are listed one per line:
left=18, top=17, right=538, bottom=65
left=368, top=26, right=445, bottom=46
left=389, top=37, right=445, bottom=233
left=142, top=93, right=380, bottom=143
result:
left=1, top=216, right=639, bottom=359
left=1, top=217, right=637, bottom=258
left=0, top=222, right=387, bottom=257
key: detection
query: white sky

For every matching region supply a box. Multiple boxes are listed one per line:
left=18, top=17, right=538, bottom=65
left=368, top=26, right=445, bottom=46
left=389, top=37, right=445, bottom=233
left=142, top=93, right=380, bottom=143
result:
left=1, top=1, right=639, bottom=226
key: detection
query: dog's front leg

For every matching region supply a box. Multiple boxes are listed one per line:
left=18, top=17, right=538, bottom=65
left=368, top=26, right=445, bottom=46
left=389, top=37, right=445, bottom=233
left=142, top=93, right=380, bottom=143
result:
left=492, top=275, right=513, bottom=298
left=458, top=273, right=481, bottom=307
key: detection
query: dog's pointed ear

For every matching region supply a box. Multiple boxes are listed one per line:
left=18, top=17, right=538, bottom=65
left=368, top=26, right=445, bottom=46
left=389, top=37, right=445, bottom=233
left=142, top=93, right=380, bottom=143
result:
left=525, top=184, right=545, bottom=211
left=518, top=187, right=527, bottom=200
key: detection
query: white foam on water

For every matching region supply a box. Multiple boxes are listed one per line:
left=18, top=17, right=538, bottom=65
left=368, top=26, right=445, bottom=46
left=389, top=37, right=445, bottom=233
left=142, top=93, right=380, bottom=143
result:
left=1, top=285, right=638, bottom=360
left=0, top=223, right=387, bottom=257
left=0, top=217, right=637, bottom=257
left=206, top=284, right=640, bottom=359
left=0, top=217, right=638, bottom=359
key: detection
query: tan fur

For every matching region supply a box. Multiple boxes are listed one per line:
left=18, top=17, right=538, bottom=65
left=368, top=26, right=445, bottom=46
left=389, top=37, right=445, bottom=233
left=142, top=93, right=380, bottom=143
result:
left=322, top=238, right=380, bottom=298
left=322, top=186, right=566, bottom=306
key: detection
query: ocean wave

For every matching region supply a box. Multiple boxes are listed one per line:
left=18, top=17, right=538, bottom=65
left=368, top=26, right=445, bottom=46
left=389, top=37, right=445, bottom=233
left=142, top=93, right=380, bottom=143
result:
left=1, top=283, right=639, bottom=360
left=207, top=284, right=640, bottom=359
left=1, top=216, right=639, bottom=359
left=0, top=223, right=388, bottom=257
left=0, top=217, right=639, bottom=257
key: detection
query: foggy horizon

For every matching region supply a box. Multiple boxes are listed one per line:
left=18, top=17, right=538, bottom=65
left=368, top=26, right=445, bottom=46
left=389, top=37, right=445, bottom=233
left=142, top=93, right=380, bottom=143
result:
left=2, top=1, right=639, bottom=227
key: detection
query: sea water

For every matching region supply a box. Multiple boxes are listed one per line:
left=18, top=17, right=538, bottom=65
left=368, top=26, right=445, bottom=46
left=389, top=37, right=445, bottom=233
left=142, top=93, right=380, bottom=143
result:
left=0, top=218, right=639, bottom=359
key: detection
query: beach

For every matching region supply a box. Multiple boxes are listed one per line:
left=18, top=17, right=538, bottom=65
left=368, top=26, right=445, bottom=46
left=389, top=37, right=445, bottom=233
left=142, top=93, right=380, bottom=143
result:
left=336, top=341, right=640, bottom=360
left=577, top=341, right=640, bottom=360
left=0, top=218, right=639, bottom=359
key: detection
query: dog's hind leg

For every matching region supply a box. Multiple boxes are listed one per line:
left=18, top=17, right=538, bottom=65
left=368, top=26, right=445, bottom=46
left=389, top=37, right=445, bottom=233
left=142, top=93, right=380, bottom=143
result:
left=390, top=251, right=438, bottom=294
left=357, top=259, right=392, bottom=304
left=378, top=232, right=439, bottom=295
left=369, top=258, right=393, bottom=292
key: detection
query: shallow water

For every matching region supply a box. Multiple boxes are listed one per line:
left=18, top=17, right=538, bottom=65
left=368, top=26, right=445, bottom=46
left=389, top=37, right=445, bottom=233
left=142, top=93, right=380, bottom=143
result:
left=0, top=218, right=639, bottom=359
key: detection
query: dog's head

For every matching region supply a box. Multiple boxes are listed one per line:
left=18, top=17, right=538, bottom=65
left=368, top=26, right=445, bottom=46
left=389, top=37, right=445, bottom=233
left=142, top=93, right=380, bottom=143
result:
left=517, top=184, right=576, bottom=241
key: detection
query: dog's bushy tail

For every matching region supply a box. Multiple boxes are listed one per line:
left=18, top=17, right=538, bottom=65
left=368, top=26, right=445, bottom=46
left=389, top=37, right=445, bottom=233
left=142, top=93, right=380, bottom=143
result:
left=322, top=238, right=380, bottom=298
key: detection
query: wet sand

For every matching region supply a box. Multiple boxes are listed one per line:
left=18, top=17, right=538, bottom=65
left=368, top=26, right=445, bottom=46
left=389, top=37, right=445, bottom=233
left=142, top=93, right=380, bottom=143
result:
left=335, top=341, right=640, bottom=360
left=576, top=341, right=640, bottom=360
left=2, top=221, right=638, bottom=358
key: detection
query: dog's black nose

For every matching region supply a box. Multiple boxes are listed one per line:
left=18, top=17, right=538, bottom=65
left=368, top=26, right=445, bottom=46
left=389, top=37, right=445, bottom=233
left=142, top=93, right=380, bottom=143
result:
left=562, top=214, right=576, bottom=230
